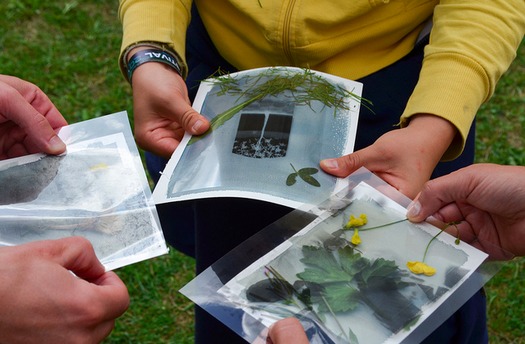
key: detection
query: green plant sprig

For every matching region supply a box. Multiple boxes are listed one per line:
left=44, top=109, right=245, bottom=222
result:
left=189, top=67, right=372, bottom=144
left=215, top=67, right=371, bottom=114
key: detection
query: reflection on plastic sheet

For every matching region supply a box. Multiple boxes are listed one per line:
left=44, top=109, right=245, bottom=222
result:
left=0, top=112, right=168, bottom=270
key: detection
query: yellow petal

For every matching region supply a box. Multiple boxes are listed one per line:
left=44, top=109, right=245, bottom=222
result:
left=407, top=261, right=436, bottom=276
left=346, top=213, right=368, bottom=228
left=351, top=228, right=361, bottom=245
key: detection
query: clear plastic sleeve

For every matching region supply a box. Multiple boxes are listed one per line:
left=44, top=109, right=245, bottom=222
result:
left=180, top=167, right=507, bottom=343
left=0, top=111, right=168, bottom=270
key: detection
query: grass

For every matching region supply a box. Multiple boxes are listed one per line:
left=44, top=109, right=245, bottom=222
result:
left=0, top=1, right=523, bottom=343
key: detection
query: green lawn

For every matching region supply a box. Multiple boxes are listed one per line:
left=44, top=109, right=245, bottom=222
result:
left=0, top=1, right=523, bottom=343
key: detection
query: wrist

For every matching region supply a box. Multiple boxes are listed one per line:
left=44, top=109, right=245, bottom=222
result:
left=125, top=48, right=182, bottom=84
left=407, top=113, right=457, bottom=160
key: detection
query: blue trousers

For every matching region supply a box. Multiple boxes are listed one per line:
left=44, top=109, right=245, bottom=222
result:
left=149, top=4, right=487, bottom=343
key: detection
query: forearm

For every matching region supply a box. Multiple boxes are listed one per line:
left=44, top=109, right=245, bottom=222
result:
left=401, top=0, right=525, bottom=160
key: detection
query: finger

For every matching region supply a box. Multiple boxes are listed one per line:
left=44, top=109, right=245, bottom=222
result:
left=41, top=237, right=130, bottom=320
left=454, top=221, right=478, bottom=244
left=406, top=174, right=468, bottom=222
left=432, top=202, right=465, bottom=224
left=0, top=81, right=66, bottom=155
left=175, top=103, right=210, bottom=136
left=25, top=89, right=68, bottom=130
left=320, top=149, right=366, bottom=178
left=268, top=318, right=309, bottom=344
left=32, top=237, right=107, bottom=280
left=1, top=75, right=68, bottom=129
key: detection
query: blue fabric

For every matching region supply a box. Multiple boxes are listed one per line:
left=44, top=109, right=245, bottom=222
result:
left=146, top=4, right=486, bottom=343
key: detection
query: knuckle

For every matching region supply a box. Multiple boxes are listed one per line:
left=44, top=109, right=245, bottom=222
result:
left=180, top=108, right=197, bottom=129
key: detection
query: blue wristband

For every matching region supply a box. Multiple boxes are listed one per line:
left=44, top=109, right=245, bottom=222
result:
left=127, top=49, right=182, bottom=83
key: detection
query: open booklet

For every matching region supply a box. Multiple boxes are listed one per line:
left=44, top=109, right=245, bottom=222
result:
left=0, top=111, right=168, bottom=270
left=153, top=67, right=365, bottom=208
left=180, top=168, right=502, bottom=344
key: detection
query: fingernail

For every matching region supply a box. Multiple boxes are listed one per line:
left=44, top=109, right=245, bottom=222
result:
left=322, top=159, right=338, bottom=170
left=49, top=135, right=66, bottom=153
left=406, top=200, right=421, bottom=218
left=192, top=119, right=204, bottom=132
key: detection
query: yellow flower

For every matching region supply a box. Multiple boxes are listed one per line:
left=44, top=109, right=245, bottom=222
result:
left=89, top=163, right=109, bottom=171
left=351, top=228, right=361, bottom=245
left=406, top=261, right=436, bottom=276
left=345, top=213, right=367, bottom=229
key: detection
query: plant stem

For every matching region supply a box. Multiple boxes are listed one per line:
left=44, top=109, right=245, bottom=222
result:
left=357, top=218, right=408, bottom=231
left=321, top=295, right=349, bottom=342
left=188, top=93, right=264, bottom=145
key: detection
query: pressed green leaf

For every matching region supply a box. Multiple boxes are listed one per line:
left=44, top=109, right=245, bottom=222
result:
left=316, top=283, right=360, bottom=313
left=359, top=258, right=399, bottom=284
left=300, top=246, right=340, bottom=270
left=286, top=173, right=297, bottom=186
left=299, top=174, right=321, bottom=187
left=297, top=167, right=319, bottom=175
left=338, top=246, right=369, bottom=276
left=297, top=267, right=351, bottom=284
left=298, top=246, right=351, bottom=283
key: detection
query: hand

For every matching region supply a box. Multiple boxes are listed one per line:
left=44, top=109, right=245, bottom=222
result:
left=267, top=318, right=309, bottom=344
left=0, top=75, right=67, bottom=159
left=320, top=114, right=456, bottom=198
left=130, top=51, right=210, bottom=158
left=0, top=237, right=130, bottom=343
left=407, top=164, right=525, bottom=258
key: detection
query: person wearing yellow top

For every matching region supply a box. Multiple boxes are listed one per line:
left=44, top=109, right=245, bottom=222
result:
left=117, top=1, right=525, bottom=343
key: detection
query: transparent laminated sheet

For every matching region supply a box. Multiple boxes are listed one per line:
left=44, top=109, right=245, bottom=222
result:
left=180, top=167, right=507, bottom=344
left=0, top=111, right=168, bottom=270
left=154, top=67, right=363, bottom=208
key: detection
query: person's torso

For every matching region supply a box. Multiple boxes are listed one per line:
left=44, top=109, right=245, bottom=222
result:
left=196, top=0, right=437, bottom=79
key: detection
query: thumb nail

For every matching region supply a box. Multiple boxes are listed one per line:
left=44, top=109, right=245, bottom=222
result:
left=407, top=200, right=421, bottom=219
left=192, top=119, right=204, bottom=132
left=49, top=135, right=66, bottom=153
left=321, top=159, right=338, bottom=170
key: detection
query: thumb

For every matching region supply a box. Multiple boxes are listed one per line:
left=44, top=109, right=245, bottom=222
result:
left=406, top=196, right=426, bottom=222
left=320, top=150, right=366, bottom=178
left=2, top=91, right=66, bottom=155
left=179, top=105, right=210, bottom=136
left=268, top=318, right=309, bottom=344
left=23, top=112, right=66, bottom=155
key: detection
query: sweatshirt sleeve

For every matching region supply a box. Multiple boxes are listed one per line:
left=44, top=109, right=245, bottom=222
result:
left=400, top=0, right=525, bottom=160
left=118, top=0, right=193, bottom=78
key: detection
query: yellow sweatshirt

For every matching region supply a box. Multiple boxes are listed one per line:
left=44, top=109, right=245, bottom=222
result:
left=119, top=0, right=525, bottom=159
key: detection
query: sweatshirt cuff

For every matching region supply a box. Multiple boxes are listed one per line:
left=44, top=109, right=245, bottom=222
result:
left=400, top=53, right=489, bottom=160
